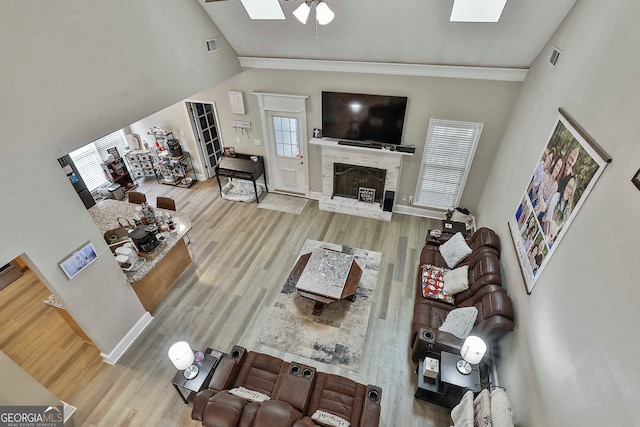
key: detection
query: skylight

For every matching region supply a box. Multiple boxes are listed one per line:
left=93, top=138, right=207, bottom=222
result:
left=450, top=0, right=508, bottom=22
left=239, top=0, right=285, bottom=20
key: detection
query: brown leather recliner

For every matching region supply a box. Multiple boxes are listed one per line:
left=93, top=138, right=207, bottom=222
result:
left=410, top=228, right=514, bottom=361
left=192, top=345, right=382, bottom=427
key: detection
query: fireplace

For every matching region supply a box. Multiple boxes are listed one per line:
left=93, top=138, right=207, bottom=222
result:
left=333, top=163, right=386, bottom=204
left=312, top=138, right=410, bottom=221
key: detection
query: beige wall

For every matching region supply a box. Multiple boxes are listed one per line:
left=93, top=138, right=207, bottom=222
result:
left=476, top=0, right=639, bottom=425
left=189, top=69, right=521, bottom=212
left=0, top=1, right=241, bottom=354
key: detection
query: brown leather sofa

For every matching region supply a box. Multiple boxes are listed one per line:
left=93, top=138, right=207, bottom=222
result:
left=411, top=228, right=515, bottom=362
left=192, top=345, right=382, bottom=427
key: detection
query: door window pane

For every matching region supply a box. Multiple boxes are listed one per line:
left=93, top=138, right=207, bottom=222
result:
left=273, top=116, right=299, bottom=159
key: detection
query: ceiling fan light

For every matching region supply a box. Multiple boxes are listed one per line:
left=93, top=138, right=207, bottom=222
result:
left=315, top=2, right=334, bottom=25
left=293, top=2, right=311, bottom=24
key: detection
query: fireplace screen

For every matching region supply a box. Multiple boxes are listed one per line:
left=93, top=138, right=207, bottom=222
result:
left=333, top=163, right=386, bottom=204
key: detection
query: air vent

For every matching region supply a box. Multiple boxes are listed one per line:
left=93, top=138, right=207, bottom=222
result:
left=549, top=46, right=562, bottom=67
left=205, top=38, right=220, bottom=53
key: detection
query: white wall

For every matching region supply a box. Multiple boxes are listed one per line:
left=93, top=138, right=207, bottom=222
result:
left=0, top=1, right=241, bottom=355
left=189, top=68, right=521, bottom=211
left=476, top=1, right=640, bottom=425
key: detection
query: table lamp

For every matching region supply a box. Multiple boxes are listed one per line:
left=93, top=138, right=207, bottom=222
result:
left=457, top=335, right=487, bottom=375
left=168, top=341, right=199, bottom=379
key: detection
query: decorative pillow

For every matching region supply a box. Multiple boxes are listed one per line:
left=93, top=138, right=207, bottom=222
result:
left=421, top=264, right=455, bottom=305
left=490, top=388, right=514, bottom=427
left=451, top=390, right=474, bottom=427
left=439, top=232, right=472, bottom=269
left=228, top=386, right=271, bottom=403
left=443, top=265, right=469, bottom=295
left=473, top=389, right=493, bottom=427
left=311, top=410, right=350, bottom=427
left=438, top=307, right=478, bottom=339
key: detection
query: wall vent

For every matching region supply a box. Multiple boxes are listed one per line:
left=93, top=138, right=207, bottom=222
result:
left=205, top=38, right=220, bottom=53
left=549, top=46, right=562, bottom=67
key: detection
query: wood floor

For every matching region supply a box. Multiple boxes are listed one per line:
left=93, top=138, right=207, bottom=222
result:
left=0, top=177, right=452, bottom=427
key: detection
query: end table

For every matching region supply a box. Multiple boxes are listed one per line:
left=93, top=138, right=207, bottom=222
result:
left=415, top=351, right=481, bottom=409
left=171, top=348, right=223, bottom=404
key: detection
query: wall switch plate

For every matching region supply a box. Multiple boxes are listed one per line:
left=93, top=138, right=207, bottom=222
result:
left=402, top=195, right=407, bottom=201
left=253, top=139, right=261, bottom=145
left=408, top=196, right=414, bottom=204
left=235, top=136, right=240, bottom=143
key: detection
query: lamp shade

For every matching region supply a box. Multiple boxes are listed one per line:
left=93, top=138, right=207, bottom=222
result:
left=460, top=335, right=487, bottom=365
left=168, top=341, right=195, bottom=370
left=293, top=2, right=311, bottom=24
left=315, top=1, right=334, bottom=25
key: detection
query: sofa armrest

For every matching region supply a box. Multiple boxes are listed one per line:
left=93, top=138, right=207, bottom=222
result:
left=191, top=389, right=216, bottom=421
left=207, top=345, right=247, bottom=391
left=358, top=385, right=382, bottom=427
left=411, top=327, right=462, bottom=361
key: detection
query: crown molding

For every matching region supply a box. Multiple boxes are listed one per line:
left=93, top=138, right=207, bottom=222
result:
left=238, top=57, right=528, bottom=82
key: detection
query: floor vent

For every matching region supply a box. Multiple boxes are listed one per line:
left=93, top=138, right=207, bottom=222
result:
left=205, top=38, right=220, bottom=53
left=549, top=46, right=561, bottom=67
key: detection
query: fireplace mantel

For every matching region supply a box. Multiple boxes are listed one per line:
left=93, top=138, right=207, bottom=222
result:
left=310, top=138, right=413, bottom=221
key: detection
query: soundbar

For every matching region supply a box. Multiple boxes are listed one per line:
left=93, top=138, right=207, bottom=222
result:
left=338, top=140, right=382, bottom=149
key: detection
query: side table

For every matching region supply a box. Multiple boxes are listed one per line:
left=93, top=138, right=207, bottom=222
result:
left=171, top=348, right=223, bottom=404
left=415, top=351, right=481, bottom=409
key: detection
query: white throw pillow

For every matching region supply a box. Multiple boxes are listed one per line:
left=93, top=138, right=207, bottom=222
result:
left=443, top=265, right=469, bottom=295
left=438, top=307, right=478, bottom=339
left=490, top=388, right=514, bottom=427
left=439, top=233, right=472, bottom=268
left=311, top=410, right=350, bottom=427
left=451, top=390, right=474, bottom=427
left=228, top=386, right=271, bottom=403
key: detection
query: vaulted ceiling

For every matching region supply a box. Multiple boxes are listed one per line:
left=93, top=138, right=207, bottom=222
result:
left=199, top=0, right=576, bottom=69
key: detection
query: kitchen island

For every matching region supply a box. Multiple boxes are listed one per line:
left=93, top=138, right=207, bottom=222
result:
left=89, top=199, right=193, bottom=312
left=45, top=200, right=193, bottom=335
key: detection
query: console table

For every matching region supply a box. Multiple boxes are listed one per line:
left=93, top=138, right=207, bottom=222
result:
left=215, top=154, right=267, bottom=203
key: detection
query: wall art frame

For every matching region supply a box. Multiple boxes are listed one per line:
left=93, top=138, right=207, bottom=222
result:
left=508, top=108, right=611, bottom=294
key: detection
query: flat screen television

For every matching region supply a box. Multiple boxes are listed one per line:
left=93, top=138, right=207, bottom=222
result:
left=321, top=91, right=408, bottom=145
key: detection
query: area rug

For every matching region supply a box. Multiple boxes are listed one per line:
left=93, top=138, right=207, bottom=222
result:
left=258, top=193, right=308, bottom=214
left=257, top=239, right=381, bottom=372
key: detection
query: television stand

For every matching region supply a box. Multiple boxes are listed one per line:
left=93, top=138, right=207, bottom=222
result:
left=338, top=140, right=383, bottom=149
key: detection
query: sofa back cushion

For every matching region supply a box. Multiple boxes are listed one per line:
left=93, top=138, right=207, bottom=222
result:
left=233, top=352, right=288, bottom=397
left=306, top=373, right=366, bottom=423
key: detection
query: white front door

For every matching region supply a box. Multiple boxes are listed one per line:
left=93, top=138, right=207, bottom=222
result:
left=267, top=111, right=308, bottom=195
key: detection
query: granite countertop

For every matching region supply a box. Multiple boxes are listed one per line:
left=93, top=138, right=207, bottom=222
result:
left=44, top=199, right=192, bottom=310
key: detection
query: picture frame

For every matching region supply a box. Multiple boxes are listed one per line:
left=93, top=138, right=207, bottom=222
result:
left=107, top=147, right=121, bottom=160
left=59, top=241, right=99, bottom=280
left=358, top=187, right=376, bottom=203
left=508, top=108, right=611, bottom=294
left=223, top=147, right=236, bottom=157
left=632, top=168, right=640, bottom=191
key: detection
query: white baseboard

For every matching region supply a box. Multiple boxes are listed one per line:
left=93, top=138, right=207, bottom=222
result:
left=62, top=401, right=76, bottom=426
left=100, top=312, right=153, bottom=365
left=308, top=191, right=323, bottom=201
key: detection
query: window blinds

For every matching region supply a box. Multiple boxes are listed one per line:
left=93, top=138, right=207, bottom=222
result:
left=69, top=130, right=127, bottom=192
left=414, top=120, right=483, bottom=209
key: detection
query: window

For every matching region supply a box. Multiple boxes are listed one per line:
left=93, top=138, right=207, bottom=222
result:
left=414, top=119, right=483, bottom=209
left=69, top=130, right=128, bottom=191
left=273, top=116, right=300, bottom=158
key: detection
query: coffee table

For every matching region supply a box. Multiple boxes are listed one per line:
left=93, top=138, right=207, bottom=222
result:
left=290, top=248, right=362, bottom=315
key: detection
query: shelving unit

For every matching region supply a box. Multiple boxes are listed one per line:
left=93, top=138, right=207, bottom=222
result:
left=125, top=150, right=156, bottom=180
left=101, top=158, right=137, bottom=191
left=153, top=152, right=196, bottom=188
